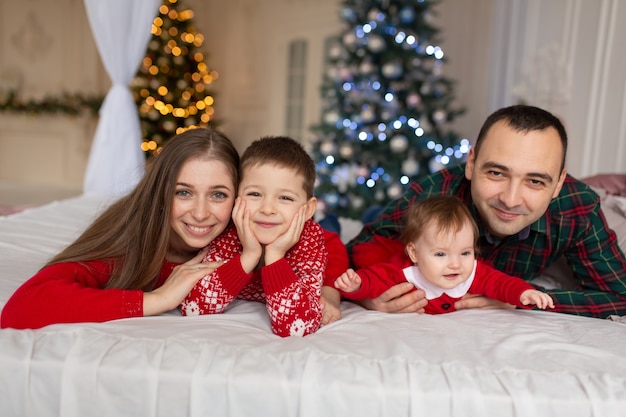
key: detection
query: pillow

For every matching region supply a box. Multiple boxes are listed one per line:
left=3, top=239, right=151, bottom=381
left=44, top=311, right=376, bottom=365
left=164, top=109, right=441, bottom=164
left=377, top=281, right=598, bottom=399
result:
left=582, top=174, right=626, bottom=196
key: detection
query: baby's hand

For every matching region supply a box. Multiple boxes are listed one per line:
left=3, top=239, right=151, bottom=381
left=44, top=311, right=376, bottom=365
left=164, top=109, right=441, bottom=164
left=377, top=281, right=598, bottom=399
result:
left=520, top=290, right=555, bottom=310
left=334, top=268, right=362, bottom=293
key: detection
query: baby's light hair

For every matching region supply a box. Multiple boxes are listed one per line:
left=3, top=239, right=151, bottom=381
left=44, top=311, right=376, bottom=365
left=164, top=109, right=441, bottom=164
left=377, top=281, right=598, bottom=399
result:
left=400, top=195, right=479, bottom=248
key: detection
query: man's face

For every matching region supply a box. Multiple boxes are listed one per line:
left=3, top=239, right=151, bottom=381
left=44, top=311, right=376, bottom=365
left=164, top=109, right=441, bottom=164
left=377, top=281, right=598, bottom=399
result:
left=464, top=120, right=567, bottom=239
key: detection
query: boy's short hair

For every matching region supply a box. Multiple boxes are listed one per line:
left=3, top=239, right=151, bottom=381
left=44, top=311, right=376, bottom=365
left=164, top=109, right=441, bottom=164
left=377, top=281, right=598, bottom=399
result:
left=240, top=136, right=316, bottom=198
left=400, top=195, right=479, bottom=247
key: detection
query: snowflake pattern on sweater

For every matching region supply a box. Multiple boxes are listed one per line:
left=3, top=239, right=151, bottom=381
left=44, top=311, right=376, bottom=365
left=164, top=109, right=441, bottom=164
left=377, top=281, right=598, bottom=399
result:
left=180, top=220, right=327, bottom=337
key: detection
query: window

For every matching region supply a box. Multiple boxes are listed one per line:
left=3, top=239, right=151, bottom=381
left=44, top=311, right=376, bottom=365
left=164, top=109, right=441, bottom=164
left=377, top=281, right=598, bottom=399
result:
left=285, top=39, right=308, bottom=139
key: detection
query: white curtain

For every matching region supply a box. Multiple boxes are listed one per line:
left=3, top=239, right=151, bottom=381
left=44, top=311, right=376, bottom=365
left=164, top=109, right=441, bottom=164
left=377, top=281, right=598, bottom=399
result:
left=83, top=0, right=161, bottom=196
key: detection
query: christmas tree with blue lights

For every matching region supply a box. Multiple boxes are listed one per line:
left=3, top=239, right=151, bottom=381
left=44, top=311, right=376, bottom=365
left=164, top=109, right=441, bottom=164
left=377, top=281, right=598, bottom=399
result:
left=312, top=0, right=468, bottom=220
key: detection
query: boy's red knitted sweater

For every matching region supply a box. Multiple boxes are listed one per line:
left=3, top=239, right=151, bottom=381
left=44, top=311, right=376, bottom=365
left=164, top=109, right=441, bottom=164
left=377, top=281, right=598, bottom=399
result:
left=181, top=220, right=329, bottom=337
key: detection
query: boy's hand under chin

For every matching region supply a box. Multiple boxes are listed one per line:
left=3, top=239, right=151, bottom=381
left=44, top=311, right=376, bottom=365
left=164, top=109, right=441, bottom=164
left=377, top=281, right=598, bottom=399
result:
left=264, top=205, right=308, bottom=264
left=233, top=197, right=262, bottom=273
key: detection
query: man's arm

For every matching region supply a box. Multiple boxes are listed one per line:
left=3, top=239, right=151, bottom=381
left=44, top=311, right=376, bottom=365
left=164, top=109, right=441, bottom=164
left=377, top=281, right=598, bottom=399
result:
left=551, top=198, right=626, bottom=317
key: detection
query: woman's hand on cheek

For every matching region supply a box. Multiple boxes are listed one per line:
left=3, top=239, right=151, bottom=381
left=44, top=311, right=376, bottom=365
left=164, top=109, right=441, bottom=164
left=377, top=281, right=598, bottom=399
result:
left=233, top=197, right=261, bottom=272
left=265, top=204, right=306, bottom=264
left=143, top=247, right=223, bottom=316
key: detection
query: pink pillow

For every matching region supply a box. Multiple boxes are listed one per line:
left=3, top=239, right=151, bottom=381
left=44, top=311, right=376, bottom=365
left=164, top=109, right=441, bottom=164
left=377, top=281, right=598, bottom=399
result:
left=581, top=174, right=626, bottom=196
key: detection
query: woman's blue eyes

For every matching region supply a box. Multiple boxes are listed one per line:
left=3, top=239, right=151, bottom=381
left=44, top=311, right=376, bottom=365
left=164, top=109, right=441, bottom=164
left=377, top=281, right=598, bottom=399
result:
left=175, top=190, right=229, bottom=199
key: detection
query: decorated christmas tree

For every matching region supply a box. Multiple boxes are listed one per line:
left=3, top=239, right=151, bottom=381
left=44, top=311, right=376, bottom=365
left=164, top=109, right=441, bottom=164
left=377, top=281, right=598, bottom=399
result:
left=311, top=0, right=469, bottom=220
left=131, top=0, right=219, bottom=157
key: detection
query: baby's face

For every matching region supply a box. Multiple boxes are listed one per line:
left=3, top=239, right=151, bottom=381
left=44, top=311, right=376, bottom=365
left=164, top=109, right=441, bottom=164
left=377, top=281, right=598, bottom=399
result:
left=406, top=222, right=476, bottom=289
left=238, top=163, right=312, bottom=245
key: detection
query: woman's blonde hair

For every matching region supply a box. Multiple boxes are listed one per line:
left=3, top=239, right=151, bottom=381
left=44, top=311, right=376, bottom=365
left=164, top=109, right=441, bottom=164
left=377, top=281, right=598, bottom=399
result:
left=46, top=128, right=239, bottom=290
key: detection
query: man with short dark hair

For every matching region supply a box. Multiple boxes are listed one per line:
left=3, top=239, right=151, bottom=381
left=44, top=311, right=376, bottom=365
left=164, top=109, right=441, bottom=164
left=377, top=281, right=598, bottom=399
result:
left=348, top=104, right=626, bottom=318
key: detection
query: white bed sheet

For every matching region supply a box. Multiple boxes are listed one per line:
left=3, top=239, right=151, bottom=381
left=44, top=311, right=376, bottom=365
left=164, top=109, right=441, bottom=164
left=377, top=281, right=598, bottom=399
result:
left=1, top=195, right=626, bottom=417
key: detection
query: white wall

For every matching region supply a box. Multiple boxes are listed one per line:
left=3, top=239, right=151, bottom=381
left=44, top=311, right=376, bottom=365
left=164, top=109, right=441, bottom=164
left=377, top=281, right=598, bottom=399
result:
left=188, top=0, right=341, bottom=152
left=487, top=0, right=626, bottom=177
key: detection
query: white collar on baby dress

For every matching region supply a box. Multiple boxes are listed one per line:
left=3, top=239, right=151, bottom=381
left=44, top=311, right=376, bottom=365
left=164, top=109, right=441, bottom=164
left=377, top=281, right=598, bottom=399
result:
left=402, top=260, right=477, bottom=300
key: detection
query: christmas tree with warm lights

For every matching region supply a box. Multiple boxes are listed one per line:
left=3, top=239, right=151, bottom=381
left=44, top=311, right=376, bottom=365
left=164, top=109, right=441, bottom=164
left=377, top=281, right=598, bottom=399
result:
left=312, top=0, right=469, bottom=220
left=131, top=0, right=219, bottom=157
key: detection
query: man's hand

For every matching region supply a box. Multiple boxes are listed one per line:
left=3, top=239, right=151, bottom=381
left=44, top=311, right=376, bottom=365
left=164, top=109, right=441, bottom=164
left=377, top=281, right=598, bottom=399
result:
left=358, top=282, right=427, bottom=313
left=454, top=293, right=515, bottom=311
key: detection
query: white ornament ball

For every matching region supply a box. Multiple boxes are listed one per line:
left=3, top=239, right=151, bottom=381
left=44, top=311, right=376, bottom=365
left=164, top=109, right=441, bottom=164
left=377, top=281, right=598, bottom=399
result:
left=351, top=196, right=365, bottom=210
left=149, top=109, right=160, bottom=121
left=387, top=183, right=403, bottom=199
left=360, top=61, right=375, bottom=75
left=402, top=159, right=420, bottom=176
left=328, top=44, right=343, bottom=59
left=360, top=106, right=375, bottom=122
left=406, top=93, right=421, bottom=107
left=163, top=120, right=177, bottom=132
left=339, top=67, right=352, bottom=80
left=357, top=166, right=370, bottom=177
left=320, top=141, right=336, bottom=156
left=433, top=109, right=447, bottom=124
left=343, top=32, right=357, bottom=48
left=381, top=62, right=403, bottom=79
left=390, top=135, right=409, bottom=153
left=339, top=144, right=354, bottom=159
left=367, top=8, right=382, bottom=22
left=324, top=111, right=339, bottom=125
left=367, top=35, right=385, bottom=53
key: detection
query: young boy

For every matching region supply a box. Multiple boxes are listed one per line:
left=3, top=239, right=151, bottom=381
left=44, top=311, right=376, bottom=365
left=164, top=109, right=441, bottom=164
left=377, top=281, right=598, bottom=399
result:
left=334, top=196, right=554, bottom=314
left=181, top=136, right=329, bottom=337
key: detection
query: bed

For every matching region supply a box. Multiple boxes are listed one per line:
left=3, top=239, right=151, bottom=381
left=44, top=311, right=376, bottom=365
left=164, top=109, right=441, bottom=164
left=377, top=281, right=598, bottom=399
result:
left=1, top=188, right=626, bottom=417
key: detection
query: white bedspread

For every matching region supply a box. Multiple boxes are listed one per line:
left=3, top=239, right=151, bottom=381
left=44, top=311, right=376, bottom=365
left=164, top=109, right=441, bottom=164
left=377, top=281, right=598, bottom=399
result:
left=1, top=195, right=626, bottom=417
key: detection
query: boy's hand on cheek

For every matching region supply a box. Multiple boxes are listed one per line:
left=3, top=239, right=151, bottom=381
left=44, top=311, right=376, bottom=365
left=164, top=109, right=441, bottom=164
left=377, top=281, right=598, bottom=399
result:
left=265, top=205, right=307, bottom=264
left=233, top=197, right=262, bottom=272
